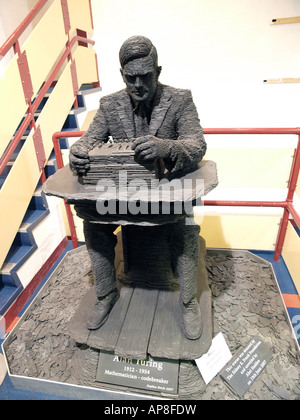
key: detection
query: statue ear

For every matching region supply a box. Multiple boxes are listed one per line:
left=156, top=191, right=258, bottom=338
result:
left=120, top=68, right=125, bottom=82
left=156, top=66, right=162, bottom=79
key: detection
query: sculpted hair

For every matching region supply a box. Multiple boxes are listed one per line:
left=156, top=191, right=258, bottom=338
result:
left=119, top=36, right=158, bottom=68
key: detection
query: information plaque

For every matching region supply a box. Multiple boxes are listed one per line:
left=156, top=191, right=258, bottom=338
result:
left=220, top=336, right=273, bottom=397
left=96, top=351, right=179, bottom=394
left=196, top=332, right=232, bottom=384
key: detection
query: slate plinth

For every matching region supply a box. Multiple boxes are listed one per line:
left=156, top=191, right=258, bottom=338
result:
left=2, top=247, right=300, bottom=400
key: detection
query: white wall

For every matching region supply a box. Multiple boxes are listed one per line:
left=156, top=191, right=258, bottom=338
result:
left=0, top=0, right=53, bottom=73
left=91, top=0, right=300, bottom=129
left=0, top=0, right=32, bottom=45
left=0, top=0, right=31, bottom=70
left=89, top=0, right=300, bottom=251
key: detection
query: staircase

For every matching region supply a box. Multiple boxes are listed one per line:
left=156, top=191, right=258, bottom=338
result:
left=0, top=85, right=101, bottom=317
left=0, top=188, right=49, bottom=314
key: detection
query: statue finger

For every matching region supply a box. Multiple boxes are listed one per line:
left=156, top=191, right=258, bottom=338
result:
left=70, top=155, right=89, bottom=165
left=71, top=147, right=89, bottom=158
left=132, top=136, right=150, bottom=149
left=134, top=142, right=153, bottom=154
left=139, top=150, right=156, bottom=160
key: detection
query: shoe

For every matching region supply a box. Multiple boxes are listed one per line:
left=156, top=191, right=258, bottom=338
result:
left=87, top=289, right=119, bottom=330
left=181, top=298, right=203, bottom=340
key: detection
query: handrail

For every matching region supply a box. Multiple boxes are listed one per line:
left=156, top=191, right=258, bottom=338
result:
left=0, top=0, right=49, bottom=58
left=286, top=201, right=300, bottom=229
left=0, top=0, right=98, bottom=257
left=52, top=127, right=300, bottom=261
left=53, top=131, right=85, bottom=169
left=0, top=35, right=95, bottom=177
left=203, top=127, right=300, bottom=261
left=52, top=131, right=85, bottom=249
left=52, top=128, right=300, bottom=261
left=204, top=199, right=300, bottom=246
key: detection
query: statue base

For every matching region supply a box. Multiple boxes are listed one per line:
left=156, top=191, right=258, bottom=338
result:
left=68, top=233, right=212, bottom=361
left=2, top=246, right=299, bottom=400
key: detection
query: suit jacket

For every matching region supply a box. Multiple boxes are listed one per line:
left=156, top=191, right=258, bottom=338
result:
left=76, top=83, right=206, bottom=172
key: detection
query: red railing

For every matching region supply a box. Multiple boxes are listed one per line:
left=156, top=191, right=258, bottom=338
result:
left=0, top=35, right=95, bottom=178
left=0, top=0, right=98, bottom=181
left=52, top=128, right=300, bottom=261
left=4, top=1, right=298, bottom=263
left=0, top=0, right=48, bottom=58
left=203, top=128, right=300, bottom=261
left=53, top=131, right=85, bottom=249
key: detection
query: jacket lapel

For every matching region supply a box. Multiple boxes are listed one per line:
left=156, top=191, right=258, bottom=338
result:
left=149, top=84, right=172, bottom=135
left=115, top=84, right=172, bottom=138
left=115, top=91, right=135, bottom=139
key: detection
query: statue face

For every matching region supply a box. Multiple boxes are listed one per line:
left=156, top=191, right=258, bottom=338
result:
left=121, top=56, right=161, bottom=103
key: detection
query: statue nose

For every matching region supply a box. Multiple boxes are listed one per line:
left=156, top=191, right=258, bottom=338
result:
left=134, top=77, right=142, bottom=87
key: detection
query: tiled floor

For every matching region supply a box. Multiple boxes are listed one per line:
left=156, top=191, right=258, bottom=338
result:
left=0, top=245, right=299, bottom=400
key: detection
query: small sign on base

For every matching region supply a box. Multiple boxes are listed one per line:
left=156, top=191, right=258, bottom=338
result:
left=96, top=351, right=179, bottom=395
left=220, top=336, right=273, bottom=397
left=195, top=332, right=232, bottom=385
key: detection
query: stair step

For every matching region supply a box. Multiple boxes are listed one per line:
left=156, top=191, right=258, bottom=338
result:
left=14, top=118, right=31, bottom=137
left=10, top=138, right=26, bottom=162
left=44, top=165, right=56, bottom=177
left=0, top=88, right=92, bottom=315
left=0, top=136, right=28, bottom=189
left=44, top=158, right=57, bottom=177
left=72, top=94, right=85, bottom=109
left=0, top=163, right=13, bottom=189
left=0, top=284, right=23, bottom=316
left=0, top=87, right=87, bottom=316
left=0, top=162, right=13, bottom=177
left=79, top=83, right=94, bottom=91
left=42, top=86, right=55, bottom=97
left=33, top=184, right=43, bottom=196
left=13, top=231, right=32, bottom=247
left=0, top=188, right=49, bottom=294
left=5, top=244, right=34, bottom=265
left=2, top=192, right=48, bottom=268
left=62, top=114, right=78, bottom=130
left=49, top=149, right=56, bottom=159
left=79, top=83, right=102, bottom=94
left=28, top=194, right=46, bottom=211
left=18, top=222, right=32, bottom=233
left=22, top=208, right=46, bottom=225
left=0, top=86, right=62, bottom=190
left=59, top=137, right=69, bottom=149
left=35, top=96, right=49, bottom=112
left=0, top=263, right=17, bottom=287
left=0, top=263, right=16, bottom=276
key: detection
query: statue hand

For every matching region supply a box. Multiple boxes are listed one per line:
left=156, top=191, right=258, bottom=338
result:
left=132, top=135, right=171, bottom=160
left=69, top=143, right=90, bottom=174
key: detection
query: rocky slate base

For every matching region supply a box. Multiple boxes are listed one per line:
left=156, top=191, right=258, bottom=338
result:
left=3, top=246, right=300, bottom=400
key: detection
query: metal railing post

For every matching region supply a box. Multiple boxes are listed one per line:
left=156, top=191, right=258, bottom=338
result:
left=52, top=131, right=85, bottom=249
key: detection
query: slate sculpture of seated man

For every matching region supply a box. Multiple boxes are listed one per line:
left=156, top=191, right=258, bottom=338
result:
left=69, top=36, right=207, bottom=340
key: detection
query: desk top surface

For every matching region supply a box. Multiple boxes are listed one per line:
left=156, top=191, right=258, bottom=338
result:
left=43, top=160, right=218, bottom=204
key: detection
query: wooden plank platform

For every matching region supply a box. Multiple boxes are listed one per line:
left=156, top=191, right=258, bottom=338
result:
left=68, top=237, right=213, bottom=361
left=69, top=284, right=212, bottom=361
left=114, top=288, right=159, bottom=359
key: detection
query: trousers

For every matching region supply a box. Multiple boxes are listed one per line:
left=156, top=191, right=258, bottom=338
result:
left=83, top=218, right=200, bottom=304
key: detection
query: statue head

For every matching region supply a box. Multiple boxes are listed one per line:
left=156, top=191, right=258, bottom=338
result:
left=119, top=36, right=162, bottom=104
